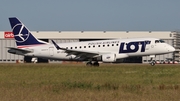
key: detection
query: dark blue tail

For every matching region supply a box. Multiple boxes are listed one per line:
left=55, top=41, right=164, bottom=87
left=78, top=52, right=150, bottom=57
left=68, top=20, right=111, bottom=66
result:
left=9, top=17, right=47, bottom=47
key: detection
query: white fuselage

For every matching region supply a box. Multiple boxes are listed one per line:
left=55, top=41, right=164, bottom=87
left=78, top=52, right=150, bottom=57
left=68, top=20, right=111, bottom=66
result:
left=21, top=38, right=175, bottom=61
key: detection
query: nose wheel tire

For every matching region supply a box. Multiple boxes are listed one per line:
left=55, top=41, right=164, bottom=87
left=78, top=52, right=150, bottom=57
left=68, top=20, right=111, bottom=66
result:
left=150, top=61, right=155, bottom=66
left=151, top=62, right=155, bottom=66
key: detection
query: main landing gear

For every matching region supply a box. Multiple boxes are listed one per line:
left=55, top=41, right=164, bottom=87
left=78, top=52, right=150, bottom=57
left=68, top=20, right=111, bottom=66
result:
left=86, top=61, right=99, bottom=67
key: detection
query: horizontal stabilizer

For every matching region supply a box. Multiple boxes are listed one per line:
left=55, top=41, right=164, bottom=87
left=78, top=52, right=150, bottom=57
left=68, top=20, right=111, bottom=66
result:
left=6, top=47, right=32, bottom=55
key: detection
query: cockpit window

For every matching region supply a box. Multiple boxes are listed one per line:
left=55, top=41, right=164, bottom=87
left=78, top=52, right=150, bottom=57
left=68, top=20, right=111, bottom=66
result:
left=159, top=40, right=165, bottom=43
left=155, top=40, right=165, bottom=43
left=155, top=40, right=159, bottom=43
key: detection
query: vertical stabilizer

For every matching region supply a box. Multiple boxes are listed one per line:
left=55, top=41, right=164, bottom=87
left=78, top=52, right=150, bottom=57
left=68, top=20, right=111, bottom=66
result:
left=9, top=17, right=47, bottom=47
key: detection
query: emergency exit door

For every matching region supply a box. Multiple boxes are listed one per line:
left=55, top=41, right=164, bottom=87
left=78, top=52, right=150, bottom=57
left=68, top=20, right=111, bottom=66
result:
left=49, top=47, right=54, bottom=56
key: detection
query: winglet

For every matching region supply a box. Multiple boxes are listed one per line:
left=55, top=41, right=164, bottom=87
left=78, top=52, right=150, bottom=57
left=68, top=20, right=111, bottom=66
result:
left=51, top=40, right=61, bottom=50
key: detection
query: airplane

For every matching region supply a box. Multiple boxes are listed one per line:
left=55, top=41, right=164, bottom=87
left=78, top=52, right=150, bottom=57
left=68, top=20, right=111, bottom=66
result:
left=7, top=17, right=175, bottom=66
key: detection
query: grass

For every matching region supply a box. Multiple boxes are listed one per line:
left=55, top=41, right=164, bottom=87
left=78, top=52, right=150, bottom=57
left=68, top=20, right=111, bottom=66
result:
left=0, top=63, right=179, bottom=101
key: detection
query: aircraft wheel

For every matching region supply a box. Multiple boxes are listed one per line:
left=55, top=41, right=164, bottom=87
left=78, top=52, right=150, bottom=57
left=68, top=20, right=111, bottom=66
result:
left=93, top=61, right=99, bottom=67
left=86, top=62, right=93, bottom=66
left=150, top=62, right=155, bottom=66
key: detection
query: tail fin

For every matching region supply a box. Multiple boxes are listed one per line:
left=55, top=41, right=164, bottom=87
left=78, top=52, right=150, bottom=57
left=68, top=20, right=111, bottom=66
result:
left=9, top=17, right=47, bottom=47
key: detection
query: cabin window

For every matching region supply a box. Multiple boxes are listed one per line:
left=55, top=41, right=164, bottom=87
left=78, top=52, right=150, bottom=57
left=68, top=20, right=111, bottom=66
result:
left=155, top=40, right=159, bottom=43
left=93, top=45, right=95, bottom=48
left=103, top=45, right=105, bottom=47
left=116, top=44, right=119, bottom=46
left=98, top=45, right=101, bottom=47
left=70, top=47, right=73, bottom=49
left=75, top=47, right=77, bottom=49
left=107, top=44, right=109, bottom=47
left=66, top=47, right=68, bottom=49
left=79, top=46, right=82, bottom=49
left=84, top=46, right=86, bottom=48
left=89, top=46, right=91, bottom=48
left=112, top=44, right=114, bottom=46
left=159, top=40, right=165, bottom=43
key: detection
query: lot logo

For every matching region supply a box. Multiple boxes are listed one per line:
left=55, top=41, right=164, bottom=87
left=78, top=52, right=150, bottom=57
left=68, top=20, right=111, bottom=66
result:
left=12, top=24, right=30, bottom=43
left=119, top=41, right=151, bottom=53
left=4, top=32, right=14, bottom=38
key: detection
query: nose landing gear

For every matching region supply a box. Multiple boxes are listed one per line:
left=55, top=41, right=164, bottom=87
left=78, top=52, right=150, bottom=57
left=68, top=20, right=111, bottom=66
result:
left=150, top=60, right=156, bottom=66
left=149, top=57, right=156, bottom=66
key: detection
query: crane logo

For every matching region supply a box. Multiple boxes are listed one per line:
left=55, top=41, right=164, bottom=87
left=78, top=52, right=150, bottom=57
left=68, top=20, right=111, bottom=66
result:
left=12, top=24, right=30, bottom=43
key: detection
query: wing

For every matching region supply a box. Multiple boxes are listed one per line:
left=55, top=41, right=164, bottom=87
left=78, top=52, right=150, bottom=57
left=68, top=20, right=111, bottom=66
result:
left=61, top=47, right=110, bottom=60
left=6, top=47, right=32, bottom=55
left=51, top=40, right=110, bottom=60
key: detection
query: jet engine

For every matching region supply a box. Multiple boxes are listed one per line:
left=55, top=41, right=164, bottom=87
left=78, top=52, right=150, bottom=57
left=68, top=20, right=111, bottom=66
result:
left=102, top=54, right=116, bottom=62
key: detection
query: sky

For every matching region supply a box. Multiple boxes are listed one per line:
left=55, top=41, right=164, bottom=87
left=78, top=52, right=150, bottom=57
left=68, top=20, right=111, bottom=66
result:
left=0, top=0, right=180, bottom=31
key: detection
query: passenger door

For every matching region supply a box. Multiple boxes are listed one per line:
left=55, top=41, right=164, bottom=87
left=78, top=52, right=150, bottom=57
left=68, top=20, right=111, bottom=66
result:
left=49, top=47, right=54, bottom=56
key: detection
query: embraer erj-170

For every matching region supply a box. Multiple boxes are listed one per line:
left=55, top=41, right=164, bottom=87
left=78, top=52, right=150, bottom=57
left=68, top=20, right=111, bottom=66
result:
left=7, top=17, right=175, bottom=66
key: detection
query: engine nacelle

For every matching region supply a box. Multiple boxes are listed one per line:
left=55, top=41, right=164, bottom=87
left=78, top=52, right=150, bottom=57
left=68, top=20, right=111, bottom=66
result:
left=102, top=54, right=116, bottom=62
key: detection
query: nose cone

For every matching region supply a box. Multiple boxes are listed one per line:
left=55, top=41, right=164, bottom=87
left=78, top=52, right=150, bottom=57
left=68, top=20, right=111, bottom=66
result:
left=168, top=46, right=175, bottom=52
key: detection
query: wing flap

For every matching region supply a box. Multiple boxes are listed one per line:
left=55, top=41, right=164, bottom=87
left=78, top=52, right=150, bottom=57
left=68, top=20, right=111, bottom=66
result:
left=62, top=47, right=104, bottom=58
left=65, top=49, right=109, bottom=60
